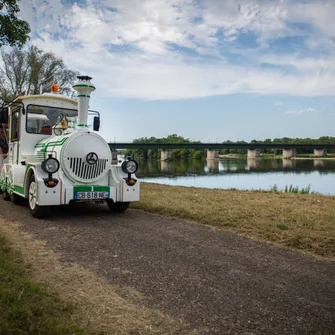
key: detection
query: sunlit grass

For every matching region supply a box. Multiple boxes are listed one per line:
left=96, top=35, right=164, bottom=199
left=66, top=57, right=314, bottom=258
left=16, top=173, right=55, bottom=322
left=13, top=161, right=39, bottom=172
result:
left=0, top=235, right=85, bottom=335
left=131, top=182, right=335, bottom=258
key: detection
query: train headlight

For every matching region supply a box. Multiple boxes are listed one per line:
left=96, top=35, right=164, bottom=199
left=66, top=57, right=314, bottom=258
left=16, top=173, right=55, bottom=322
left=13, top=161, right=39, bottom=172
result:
left=121, top=159, right=138, bottom=174
left=42, top=157, right=60, bottom=174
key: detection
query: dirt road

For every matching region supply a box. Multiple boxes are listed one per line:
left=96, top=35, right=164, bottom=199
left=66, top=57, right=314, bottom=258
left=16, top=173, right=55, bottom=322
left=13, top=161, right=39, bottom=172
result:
left=1, top=201, right=334, bottom=334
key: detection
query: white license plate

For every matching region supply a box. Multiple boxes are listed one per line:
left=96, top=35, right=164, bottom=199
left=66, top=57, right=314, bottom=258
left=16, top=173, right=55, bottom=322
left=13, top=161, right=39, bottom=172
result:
left=75, top=191, right=109, bottom=200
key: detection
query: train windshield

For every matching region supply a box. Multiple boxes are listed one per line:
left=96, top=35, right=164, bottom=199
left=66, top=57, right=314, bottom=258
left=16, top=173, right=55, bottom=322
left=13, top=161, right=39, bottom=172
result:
left=26, top=104, right=78, bottom=135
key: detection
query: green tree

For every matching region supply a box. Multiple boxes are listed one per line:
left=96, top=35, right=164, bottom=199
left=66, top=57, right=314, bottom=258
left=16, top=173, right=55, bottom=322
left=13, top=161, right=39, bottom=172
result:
left=0, top=0, right=30, bottom=48
left=0, top=45, right=79, bottom=101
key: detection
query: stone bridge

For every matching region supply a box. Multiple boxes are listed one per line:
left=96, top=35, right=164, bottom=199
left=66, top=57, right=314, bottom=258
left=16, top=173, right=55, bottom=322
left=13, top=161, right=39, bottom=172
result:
left=109, top=143, right=332, bottom=161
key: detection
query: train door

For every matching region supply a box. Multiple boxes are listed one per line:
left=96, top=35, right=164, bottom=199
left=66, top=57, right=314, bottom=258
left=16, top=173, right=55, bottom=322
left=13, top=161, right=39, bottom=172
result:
left=8, top=105, right=21, bottom=165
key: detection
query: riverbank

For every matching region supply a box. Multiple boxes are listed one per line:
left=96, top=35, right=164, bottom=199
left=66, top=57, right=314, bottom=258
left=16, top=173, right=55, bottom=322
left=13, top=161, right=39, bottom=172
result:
left=292, top=157, right=335, bottom=160
left=131, top=183, right=335, bottom=259
left=1, top=200, right=334, bottom=335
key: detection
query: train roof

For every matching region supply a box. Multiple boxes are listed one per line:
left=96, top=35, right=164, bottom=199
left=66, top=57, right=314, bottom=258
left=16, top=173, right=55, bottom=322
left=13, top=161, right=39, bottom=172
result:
left=10, top=93, right=78, bottom=105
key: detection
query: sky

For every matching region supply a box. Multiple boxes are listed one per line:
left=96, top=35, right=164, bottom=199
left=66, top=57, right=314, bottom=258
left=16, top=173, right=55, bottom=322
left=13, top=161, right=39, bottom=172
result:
left=19, top=0, right=335, bottom=143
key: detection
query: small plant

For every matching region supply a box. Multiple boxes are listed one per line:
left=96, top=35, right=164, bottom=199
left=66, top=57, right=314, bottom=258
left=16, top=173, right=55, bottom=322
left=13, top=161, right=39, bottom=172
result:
left=276, top=223, right=289, bottom=230
left=288, top=185, right=299, bottom=193
left=300, top=185, right=311, bottom=194
left=270, top=184, right=314, bottom=194
left=270, top=184, right=279, bottom=193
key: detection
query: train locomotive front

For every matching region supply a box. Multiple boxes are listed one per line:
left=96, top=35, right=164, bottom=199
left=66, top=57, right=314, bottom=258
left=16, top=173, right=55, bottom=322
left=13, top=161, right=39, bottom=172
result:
left=0, top=75, right=140, bottom=218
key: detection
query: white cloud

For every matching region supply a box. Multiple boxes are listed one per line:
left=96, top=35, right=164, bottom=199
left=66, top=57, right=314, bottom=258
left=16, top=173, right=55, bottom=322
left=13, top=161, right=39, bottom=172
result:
left=17, top=0, right=335, bottom=100
left=286, top=108, right=317, bottom=115
left=259, top=54, right=335, bottom=73
left=273, top=101, right=284, bottom=106
left=289, top=1, right=335, bottom=39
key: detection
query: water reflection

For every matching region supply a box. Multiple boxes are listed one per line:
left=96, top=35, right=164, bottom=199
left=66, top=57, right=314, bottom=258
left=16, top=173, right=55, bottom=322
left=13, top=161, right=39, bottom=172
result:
left=314, top=159, right=325, bottom=168
left=206, top=159, right=219, bottom=173
left=161, top=161, right=170, bottom=173
left=247, top=158, right=261, bottom=169
left=282, top=159, right=294, bottom=169
left=135, top=157, right=335, bottom=195
left=137, top=158, right=335, bottom=177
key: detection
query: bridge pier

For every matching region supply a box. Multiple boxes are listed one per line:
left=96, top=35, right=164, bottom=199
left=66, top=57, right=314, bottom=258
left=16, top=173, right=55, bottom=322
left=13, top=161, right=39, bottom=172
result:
left=247, top=149, right=260, bottom=159
left=207, top=149, right=219, bottom=160
left=161, top=149, right=172, bottom=161
left=314, top=149, right=327, bottom=157
left=282, top=149, right=296, bottom=159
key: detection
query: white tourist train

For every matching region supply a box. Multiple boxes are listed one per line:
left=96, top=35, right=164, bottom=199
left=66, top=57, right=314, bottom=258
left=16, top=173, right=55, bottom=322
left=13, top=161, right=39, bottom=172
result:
left=0, top=76, right=140, bottom=218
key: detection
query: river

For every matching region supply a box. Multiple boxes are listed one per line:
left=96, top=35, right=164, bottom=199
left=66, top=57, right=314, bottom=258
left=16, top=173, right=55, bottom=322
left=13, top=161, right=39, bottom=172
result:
left=130, top=157, right=335, bottom=195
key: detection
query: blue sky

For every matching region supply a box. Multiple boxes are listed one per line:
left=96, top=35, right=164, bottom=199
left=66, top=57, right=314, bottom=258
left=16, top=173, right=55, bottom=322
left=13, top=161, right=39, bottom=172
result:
left=20, top=0, right=335, bottom=142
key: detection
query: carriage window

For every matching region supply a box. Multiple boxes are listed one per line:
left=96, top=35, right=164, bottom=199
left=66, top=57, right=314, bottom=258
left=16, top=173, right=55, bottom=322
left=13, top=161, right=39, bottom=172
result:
left=10, top=107, right=20, bottom=141
left=26, top=104, right=78, bottom=135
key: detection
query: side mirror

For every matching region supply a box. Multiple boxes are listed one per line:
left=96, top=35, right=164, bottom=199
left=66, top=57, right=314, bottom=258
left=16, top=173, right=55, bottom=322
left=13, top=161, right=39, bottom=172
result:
left=93, top=116, right=100, bottom=131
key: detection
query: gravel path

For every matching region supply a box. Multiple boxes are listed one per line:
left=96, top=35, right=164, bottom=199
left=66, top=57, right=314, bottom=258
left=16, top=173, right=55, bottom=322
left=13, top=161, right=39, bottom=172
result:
left=1, top=201, right=335, bottom=335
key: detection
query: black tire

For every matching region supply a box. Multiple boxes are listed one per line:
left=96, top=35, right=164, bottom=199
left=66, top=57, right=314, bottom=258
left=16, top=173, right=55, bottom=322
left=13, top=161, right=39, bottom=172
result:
left=106, top=200, right=129, bottom=213
left=3, top=189, right=10, bottom=201
left=28, top=175, right=50, bottom=218
left=10, top=192, right=25, bottom=205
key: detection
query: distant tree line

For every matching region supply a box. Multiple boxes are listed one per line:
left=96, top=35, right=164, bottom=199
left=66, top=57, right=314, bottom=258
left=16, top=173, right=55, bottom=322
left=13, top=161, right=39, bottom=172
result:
left=122, top=134, right=206, bottom=159
left=122, top=135, right=335, bottom=159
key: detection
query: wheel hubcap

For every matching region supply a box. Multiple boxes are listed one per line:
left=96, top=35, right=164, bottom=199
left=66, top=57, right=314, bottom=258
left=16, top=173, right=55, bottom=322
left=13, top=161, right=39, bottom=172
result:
left=29, top=182, right=36, bottom=210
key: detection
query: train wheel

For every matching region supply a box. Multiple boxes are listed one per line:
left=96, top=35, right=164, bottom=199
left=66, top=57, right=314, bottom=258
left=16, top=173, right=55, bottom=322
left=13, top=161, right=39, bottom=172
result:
left=106, top=200, right=129, bottom=213
left=3, top=191, right=10, bottom=201
left=3, top=187, right=10, bottom=201
left=10, top=193, right=25, bottom=205
left=28, top=175, right=49, bottom=218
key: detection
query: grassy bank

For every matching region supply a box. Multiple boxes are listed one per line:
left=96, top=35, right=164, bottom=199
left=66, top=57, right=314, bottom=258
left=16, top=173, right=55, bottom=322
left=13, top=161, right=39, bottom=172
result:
left=0, top=234, right=85, bottom=335
left=131, top=183, right=335, bottom=258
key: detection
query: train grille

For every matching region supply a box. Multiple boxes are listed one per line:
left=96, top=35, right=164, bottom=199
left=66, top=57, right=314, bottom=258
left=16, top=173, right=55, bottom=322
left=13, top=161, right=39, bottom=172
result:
left=68, top=157, right=108, bottom=180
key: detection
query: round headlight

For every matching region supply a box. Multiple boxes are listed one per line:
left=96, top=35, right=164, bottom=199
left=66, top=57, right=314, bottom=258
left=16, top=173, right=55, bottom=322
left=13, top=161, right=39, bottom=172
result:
left=42, top=158, right=60, bottom=174
left=121, top=160, right=138, bottom=174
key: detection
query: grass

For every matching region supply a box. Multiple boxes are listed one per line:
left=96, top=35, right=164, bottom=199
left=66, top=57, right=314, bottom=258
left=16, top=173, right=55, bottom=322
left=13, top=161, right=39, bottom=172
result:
left=296, top=153, right=335, bottom=158
left=270, top=184, right=317, bottom=194
left=0, top=235, right=85, bottom=335
left=131, top=182, right=335, bottom=258
left=0, top=221, right=196, bottom=335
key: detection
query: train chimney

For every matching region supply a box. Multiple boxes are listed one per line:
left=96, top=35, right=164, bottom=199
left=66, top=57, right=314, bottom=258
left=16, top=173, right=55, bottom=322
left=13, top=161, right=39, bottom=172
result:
left=73, top=76, right=96, bottom=128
